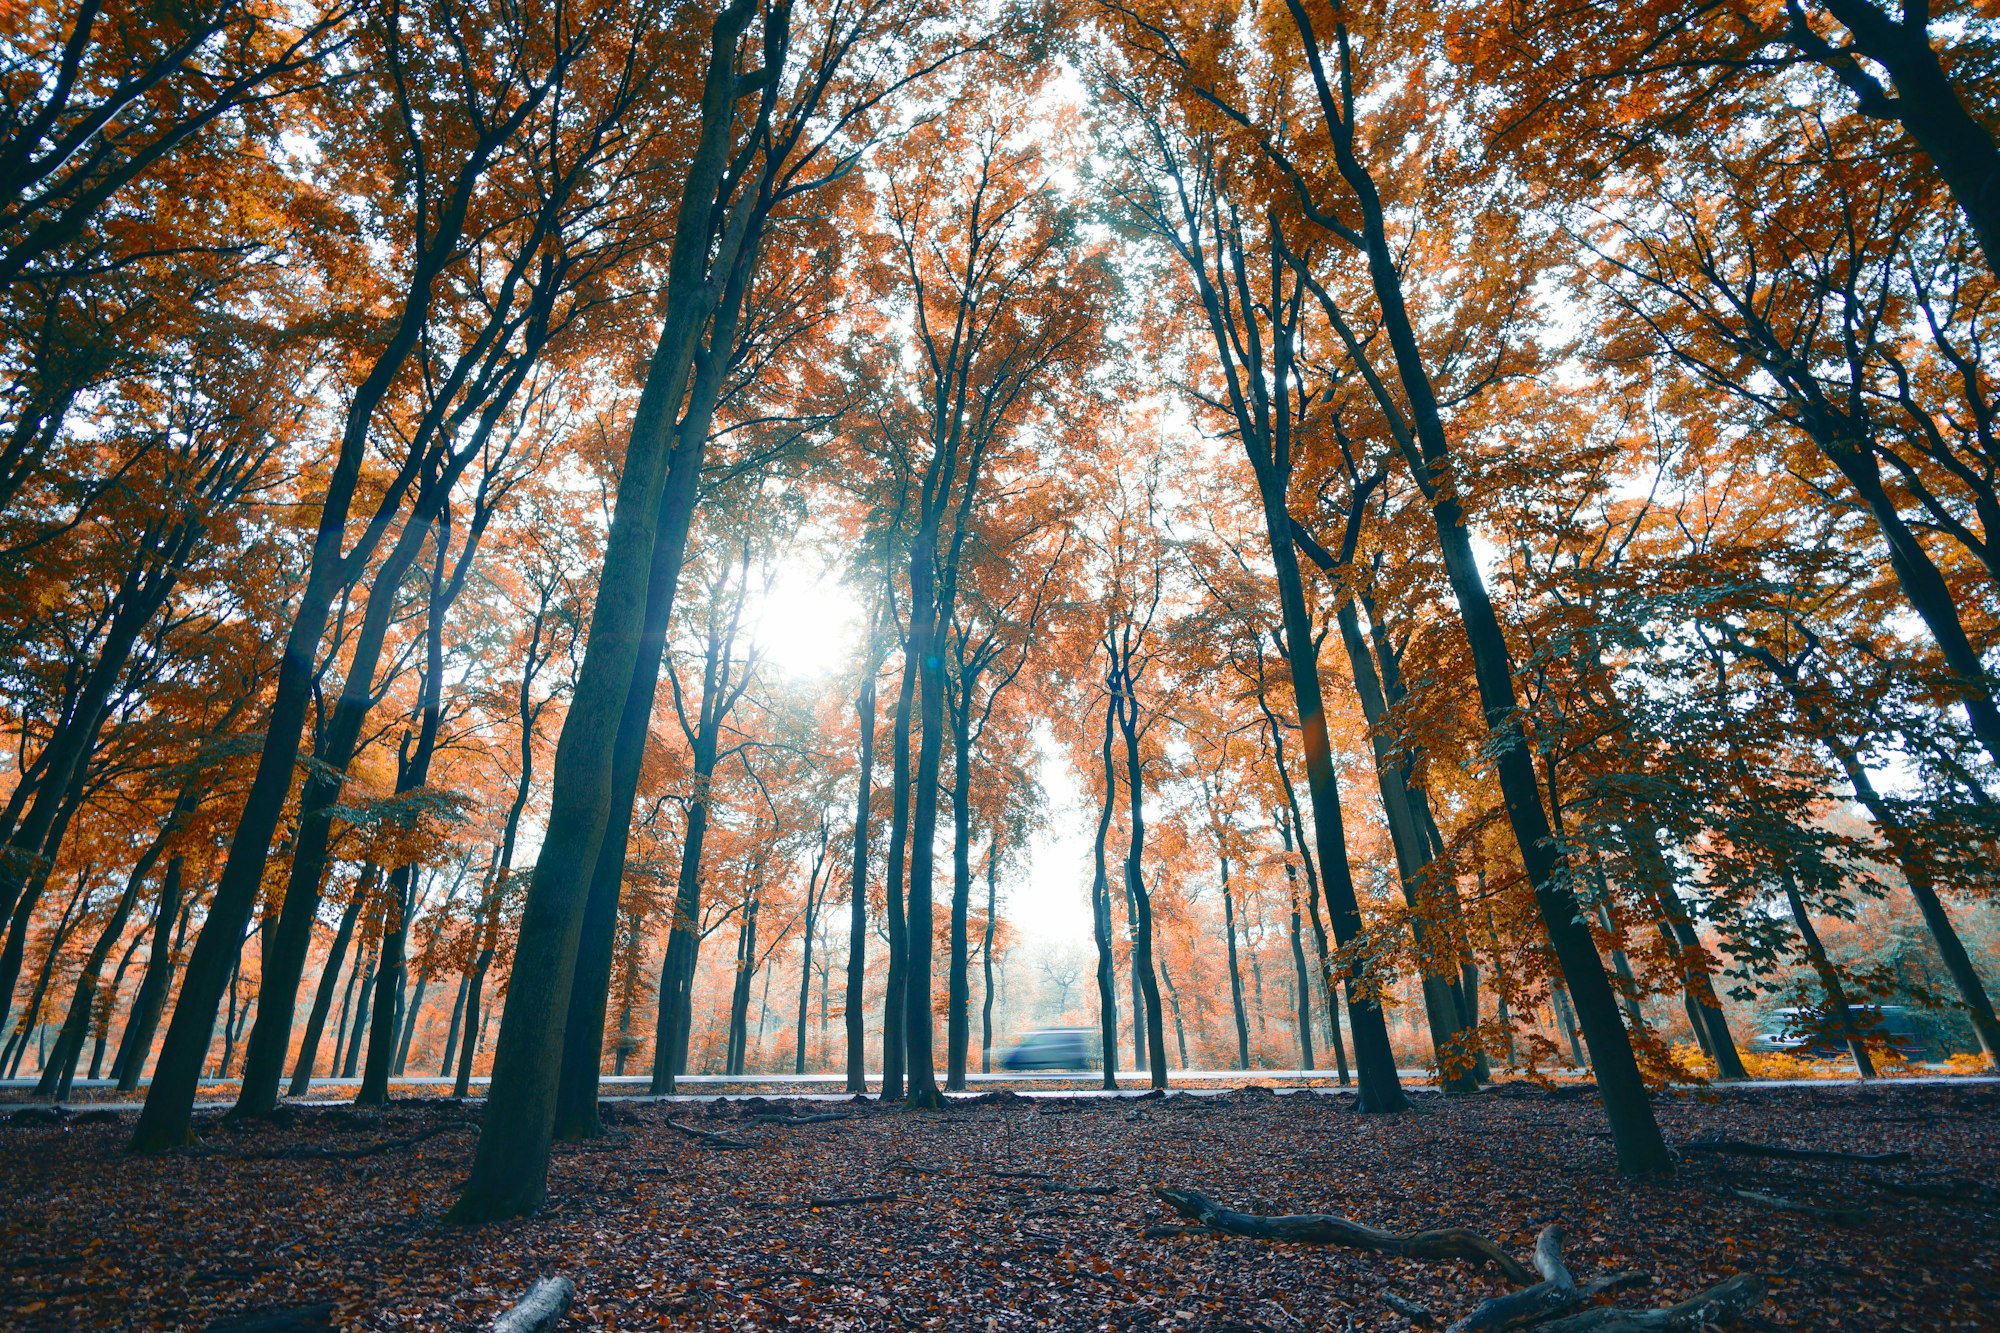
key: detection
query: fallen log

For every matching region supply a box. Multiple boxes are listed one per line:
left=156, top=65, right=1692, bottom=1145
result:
left=1149, top=1185, right=1534, bottom=1285
left=1448, top=1226, right=1578, bottom=1333
left=746, top=1112, right=853, bottom=1125
left=490, top=1276, right=573, bottom=1333
left=1679, top=1138, right=1910, bottom=1166
left=666, top=1119, right=755, bottom=1150
left=1528, top=1274, right=1763, bottom=1332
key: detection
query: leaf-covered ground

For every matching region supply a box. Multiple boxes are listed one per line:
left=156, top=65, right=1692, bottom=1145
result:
left=2, top=1081, right=1995, bottom=1331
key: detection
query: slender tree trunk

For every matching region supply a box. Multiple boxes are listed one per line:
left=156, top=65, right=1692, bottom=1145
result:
left=438, top=972, right=468, bottom=1079
left=341, top=940, right=377, bottom=1080
left=1620, top=825, right=1748, bottom=1080
left=40, top=806, right=185, bottom=1097
left=1779, top=862, right=1877, bottom=1077
left=1288, top=878, right=1316, bottom=1071
left=1820, top=726, right=2000, bottom=1067
left=1157, top=954, right=1190, bottom=1069
left=1218, top=847, right=1250, bottom=1070
left=1090, top=698, right=1120, bottom=1090
left=1113, top=671, right=1169, bottom=1089
left=725, top=892, right=760, bottom=1076
left=330, top=926, right=364, bottom=1082
left=0, top=766, right=89, bottom=1048
left=1274, top=31, right=1670, bottom=1160
left=91, top=924, right=147, bottom=1081
left=553, top=234, right=757, bottom=1138
left=1277, top=794, right=1348, bottom=1084
left=288, top=878, right=368, bottom=1096
left=945, top=705, right=975, bottom=1090
left=981, top=829, right=1000, bottom=1076
left=1253, top=481, right=1405, bottom=1112
left=2, top=868, right=91, bottom=1076
left=844, top=655, right=879, bottom=1092
left=394, top=970, right=426, bottom=1076
left=112, top=856, right=187, bottom=1090
left=880, top=645, right=917, bottom=1102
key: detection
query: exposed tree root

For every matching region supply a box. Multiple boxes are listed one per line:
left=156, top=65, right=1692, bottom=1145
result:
left=1154, top=1188, right=1763, bottom=1333
left=1530, top=1275, right=1763, bottom=1332
left=1449, top=1226, right=1577, bottom=1332
left=666, top=1119, right=755, bottom=1150
left=1149, top=1185, right=1536, bottom=1285
left=780, top=1193, right=897, bottom=1208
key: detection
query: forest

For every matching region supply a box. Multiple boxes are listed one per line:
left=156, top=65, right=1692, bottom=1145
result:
left=2, top=0, right=1999, bottom=1329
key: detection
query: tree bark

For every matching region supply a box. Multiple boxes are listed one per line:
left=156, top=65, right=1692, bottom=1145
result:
left=1090, top=695, right=1121, bottom=1090
left=111, top=855, right=187, bottom=1090
left=288, top=877, right=368, bottom=1096
left=844, top=627, right=880, bottom=1092
left=453, top=0, right=776, bottom=1219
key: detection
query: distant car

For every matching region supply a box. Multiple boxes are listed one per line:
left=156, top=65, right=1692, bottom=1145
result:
left=1000, top=1028, right=1097, bottom=1071
left=1749, top=1005, right=1929, bottom=1062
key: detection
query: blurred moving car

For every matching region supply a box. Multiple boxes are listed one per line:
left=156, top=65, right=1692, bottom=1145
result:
left=1747, top=1005, right=1930, bottom=1062
left=999, top=1027, right=1097, bottom=1071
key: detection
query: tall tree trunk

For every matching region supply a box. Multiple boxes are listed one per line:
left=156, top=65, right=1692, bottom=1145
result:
left=1779, top=862, right=1877, bottom=1078
left=900, top=520, right=948, bottom=1107
left=1288, top=877, right=1316, bottom=1070
left=341, top=938, right=377, bottom=1080
left=329, top=931, right=364, bottom=1081
left=725, top=891, right=760, bottom=1076
left=454, top=0, right=778, bottom=1219
left=1620, top=826, right=1748, bottom=1080
left=1276, top=789, right=1348, bottom=1084
left=38, top=831, right=172, bottom=1098
left=552, top=220, right=760, bottom=1138
left=112, top=855, right=188, bottom=1090
left=1270, top=6, right=1669, bottom=1162
left=1113, top=667, right=1169, bottom=1089
left=844, top=641, right=879, bottom=1092
left=1820, top=723, right=2000, bottom=1067
left=1090, top=698, right=1120, bottom=1090
left=3, top=868, right=91, bottom=1077
left=90, top=924, right=147, bottom=1081
left=981, top=827, right=1000, bottom=1076
left=0, top=763, right=90, bottom=1048
left=945, top=701, right=975, bottom=1090
left=1217, top=840, right=1250, bottom=1070
left=394, top=971, right=426, bottom=1076
left=1290, top=546, right=1477, bottom=1091
left=438, top=972, right=468, bottom=1079
left=879, top=644, right=917, bottom=1102
left=288, top=876, right=369, bottom=1096
left=1157, top=954, right=1190, bottom=1070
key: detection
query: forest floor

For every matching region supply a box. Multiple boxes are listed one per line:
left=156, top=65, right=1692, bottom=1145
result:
left=1, top=1081, right=1995, bottom=1332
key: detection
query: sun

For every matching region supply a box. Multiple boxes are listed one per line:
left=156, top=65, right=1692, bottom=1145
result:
left=746, top=557, right=862, bottom=681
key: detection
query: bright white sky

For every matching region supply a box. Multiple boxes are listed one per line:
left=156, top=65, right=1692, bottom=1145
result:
left=746, top=562, right=1099, bottom=949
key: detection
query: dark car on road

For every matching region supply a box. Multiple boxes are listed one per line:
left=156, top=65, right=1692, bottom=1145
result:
left=1748, top=1005, right=1930, bottom=1062
left=999, top=1028, right=1098, bottom=1071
